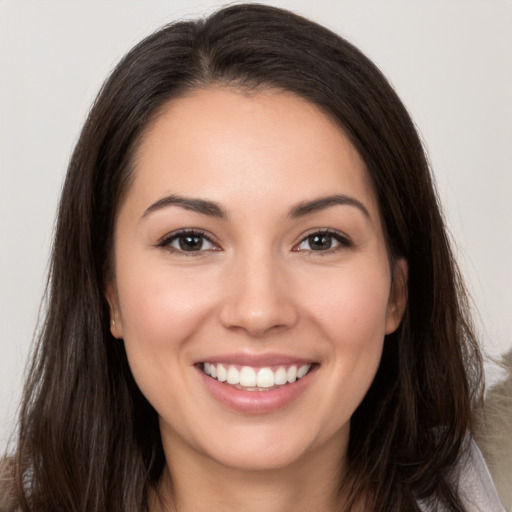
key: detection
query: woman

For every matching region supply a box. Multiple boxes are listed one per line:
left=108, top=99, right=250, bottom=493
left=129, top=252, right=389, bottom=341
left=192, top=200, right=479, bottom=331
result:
left=0, top=4, right=505, bottom=511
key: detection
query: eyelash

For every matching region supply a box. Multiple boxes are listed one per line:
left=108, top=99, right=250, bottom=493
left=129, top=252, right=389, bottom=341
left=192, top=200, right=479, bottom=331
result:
left=156, top=228, right=352, bottom=255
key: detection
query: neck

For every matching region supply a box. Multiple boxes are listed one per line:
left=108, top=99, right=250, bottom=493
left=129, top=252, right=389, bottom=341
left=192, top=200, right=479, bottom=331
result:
left=151, top=434, right=351, bottom=512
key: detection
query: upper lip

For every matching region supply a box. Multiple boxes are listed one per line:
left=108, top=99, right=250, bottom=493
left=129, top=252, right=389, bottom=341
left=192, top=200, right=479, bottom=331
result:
left=195, top=352, right=316, bottom=367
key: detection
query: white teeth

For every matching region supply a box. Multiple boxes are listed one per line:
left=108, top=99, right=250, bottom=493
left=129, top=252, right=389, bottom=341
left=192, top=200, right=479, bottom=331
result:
left=274, top=367, right=288, bottom=385
left=287, top=366, right=297, bottom=383
left=239, top=366, right=256, bottom=387
left=256, top=367, right=275, bottom=388
left=203, top=363, right=312, bottom=389
left=297, top=364, right=310, bottom=379
left=227, top=366, right=240, bottom=385
left=217, top=364, right=227, bottom=382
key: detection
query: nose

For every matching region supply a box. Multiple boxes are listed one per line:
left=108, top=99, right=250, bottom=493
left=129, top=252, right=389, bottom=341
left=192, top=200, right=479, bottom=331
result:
left=218, top=251, right=299, bottom=337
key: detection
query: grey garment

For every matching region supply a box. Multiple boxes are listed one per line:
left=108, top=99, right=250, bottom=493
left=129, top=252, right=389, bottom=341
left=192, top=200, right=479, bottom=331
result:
left=418, top=439, right=506, bottom=512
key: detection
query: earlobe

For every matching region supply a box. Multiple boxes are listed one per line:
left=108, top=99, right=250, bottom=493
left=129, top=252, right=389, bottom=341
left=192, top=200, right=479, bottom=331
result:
left=385, top=258, right=408, bottom=334
left=105, top=282, right=123, bottom=339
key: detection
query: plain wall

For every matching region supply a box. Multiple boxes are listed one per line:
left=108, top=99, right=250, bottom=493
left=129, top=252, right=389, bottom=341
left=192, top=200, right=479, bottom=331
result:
left=1, top=0, right=511, bottom=451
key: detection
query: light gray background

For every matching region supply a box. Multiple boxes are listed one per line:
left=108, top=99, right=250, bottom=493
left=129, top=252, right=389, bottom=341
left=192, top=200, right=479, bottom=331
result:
left=1, top=0, right=511, bottom=451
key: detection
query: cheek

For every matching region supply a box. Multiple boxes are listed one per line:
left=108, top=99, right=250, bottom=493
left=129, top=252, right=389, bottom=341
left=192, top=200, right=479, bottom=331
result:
left=114, top=256, right=218, bottom=368
left=113, top=260, right=223, bottom=422
left=280, top=261, right=392, bottom=435
left=315, top=265, right=391, bottom=404
left=304, top=263, right=392, bottom=346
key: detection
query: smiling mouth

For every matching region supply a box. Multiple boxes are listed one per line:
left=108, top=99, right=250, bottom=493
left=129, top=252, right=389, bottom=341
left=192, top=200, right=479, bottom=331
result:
left=201, top=362, right=314, bottom=391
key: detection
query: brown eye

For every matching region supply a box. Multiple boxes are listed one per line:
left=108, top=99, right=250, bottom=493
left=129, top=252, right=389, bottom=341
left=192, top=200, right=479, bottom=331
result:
left=178, top=234, right=204, bottom=251
left=158, top=230, right=218, bottom=253
left=307, top=234, right=334, bottom=251
left=295, top=230, right=351, bottom=253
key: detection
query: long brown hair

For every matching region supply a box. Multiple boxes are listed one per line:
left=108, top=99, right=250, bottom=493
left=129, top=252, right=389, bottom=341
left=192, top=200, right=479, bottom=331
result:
left=3, top=4, right=482, bottom=511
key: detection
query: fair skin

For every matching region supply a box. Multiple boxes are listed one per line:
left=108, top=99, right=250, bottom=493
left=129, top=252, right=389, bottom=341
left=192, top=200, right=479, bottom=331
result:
left=108, top=87, right=407, bottom=512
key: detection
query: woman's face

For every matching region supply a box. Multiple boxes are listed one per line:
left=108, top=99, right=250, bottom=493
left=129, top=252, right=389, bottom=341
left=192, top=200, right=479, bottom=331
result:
left=108, top=87, right=406, bottom=473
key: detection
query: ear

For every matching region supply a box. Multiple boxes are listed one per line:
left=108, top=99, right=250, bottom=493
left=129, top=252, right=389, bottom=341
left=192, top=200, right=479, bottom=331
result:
left=385, top=258, right=408, bottom=334
left=105, top=281, right=123, bottom=339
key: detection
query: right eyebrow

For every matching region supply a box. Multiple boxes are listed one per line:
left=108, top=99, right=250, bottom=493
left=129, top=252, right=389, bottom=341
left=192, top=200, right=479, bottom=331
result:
left=287, top=194, right=370, bottom=220
left=141, top=194, right=228, bottom=220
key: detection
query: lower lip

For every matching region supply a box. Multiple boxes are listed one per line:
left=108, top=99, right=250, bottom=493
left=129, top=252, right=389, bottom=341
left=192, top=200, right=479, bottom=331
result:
left=197, top=367, right=316, bottom=414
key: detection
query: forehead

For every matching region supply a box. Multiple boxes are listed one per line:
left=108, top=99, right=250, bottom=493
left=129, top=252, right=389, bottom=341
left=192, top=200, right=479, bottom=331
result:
left=127, top=86, right=378, bottom=216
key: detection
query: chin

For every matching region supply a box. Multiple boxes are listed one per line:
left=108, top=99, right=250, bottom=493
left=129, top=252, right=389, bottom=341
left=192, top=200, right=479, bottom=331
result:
left=206, top=445, right=311, bottom=474
left=199, top=427, right=313, bottom=471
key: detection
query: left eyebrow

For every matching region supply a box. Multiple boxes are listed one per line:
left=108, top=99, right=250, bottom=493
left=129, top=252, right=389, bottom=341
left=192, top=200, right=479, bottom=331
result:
left=141, top=194, right=228, bottom=220
left=287, top=194, right=370, bottom=219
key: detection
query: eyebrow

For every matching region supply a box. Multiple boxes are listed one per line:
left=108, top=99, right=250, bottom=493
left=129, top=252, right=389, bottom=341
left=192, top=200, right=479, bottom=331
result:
left=142, top=194, right=228, bottom=219
left=288, top=194, right=370, bottom=219
left=142, top=193, right=370, bottom=221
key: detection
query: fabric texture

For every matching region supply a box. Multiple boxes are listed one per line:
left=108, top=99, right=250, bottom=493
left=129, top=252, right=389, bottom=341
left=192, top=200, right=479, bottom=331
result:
left=418, top=439, right=506, bottom=511
left=459, top=440, right=506, bottom=511
left=473, top=349, right=512, bottom=510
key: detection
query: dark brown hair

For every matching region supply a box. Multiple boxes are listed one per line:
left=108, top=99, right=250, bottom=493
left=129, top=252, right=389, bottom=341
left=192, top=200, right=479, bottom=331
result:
left=3, top=4, right=482, bottom=511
